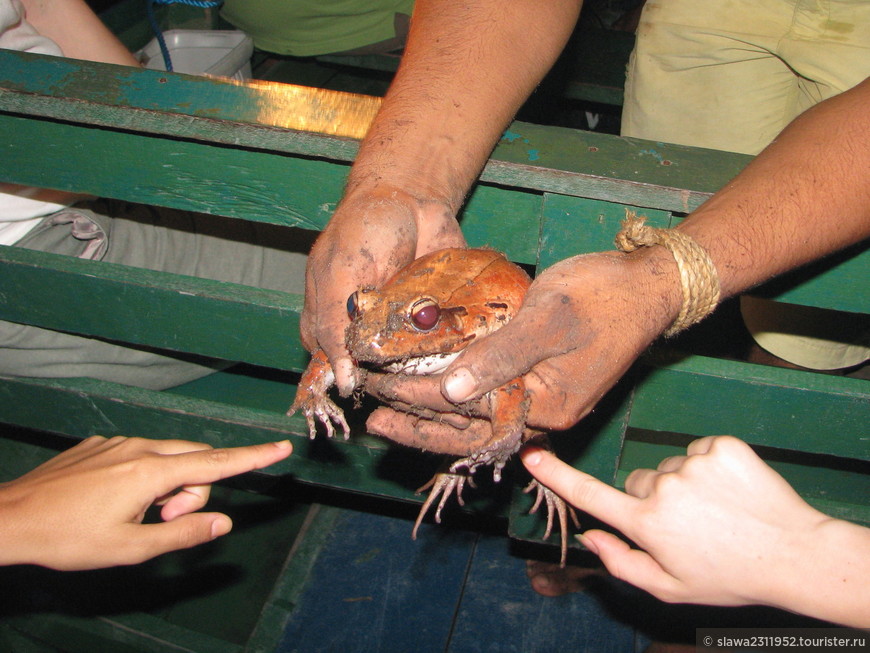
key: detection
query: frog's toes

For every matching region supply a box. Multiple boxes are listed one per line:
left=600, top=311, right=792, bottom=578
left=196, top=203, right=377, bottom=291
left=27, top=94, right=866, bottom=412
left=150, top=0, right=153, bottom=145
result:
left=448, top=435, right=521, bottom=483
left=524, top=479, right=581, bottom=568
left=288, top=395, right=350, bottom=440
left=412, top=468, right=475, bottom=539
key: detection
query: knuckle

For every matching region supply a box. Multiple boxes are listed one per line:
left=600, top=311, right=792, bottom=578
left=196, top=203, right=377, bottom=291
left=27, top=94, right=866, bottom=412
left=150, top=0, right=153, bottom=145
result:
left=202, top=447, right=231, bottom=468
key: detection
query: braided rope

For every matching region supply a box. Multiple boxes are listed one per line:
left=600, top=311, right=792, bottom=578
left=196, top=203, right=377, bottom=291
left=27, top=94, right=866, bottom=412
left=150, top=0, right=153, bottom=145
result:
left=615, top=211, right=721, bottom=336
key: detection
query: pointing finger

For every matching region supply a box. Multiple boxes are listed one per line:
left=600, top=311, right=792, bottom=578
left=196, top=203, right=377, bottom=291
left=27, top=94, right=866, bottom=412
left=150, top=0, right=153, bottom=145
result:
left=158, top=440, right=292, bottom=494
left=520, top=447, right=638, bottom=535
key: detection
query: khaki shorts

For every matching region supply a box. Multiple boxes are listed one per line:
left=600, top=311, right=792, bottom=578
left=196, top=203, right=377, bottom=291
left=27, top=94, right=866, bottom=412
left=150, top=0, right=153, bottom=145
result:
left=2, top=200, right=310, bottom=389
left=623, top=0, right=870, bottom=369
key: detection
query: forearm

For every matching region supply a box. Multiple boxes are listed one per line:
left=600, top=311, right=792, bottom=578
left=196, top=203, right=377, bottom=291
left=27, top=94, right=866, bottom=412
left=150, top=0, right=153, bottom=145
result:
left=677, top=77, right=870, bottom=299
left=345, top=0, right=582, bottom=214
left=21, top=0, right=140, bottom=66
left=770, top=517, right=870, bottom=627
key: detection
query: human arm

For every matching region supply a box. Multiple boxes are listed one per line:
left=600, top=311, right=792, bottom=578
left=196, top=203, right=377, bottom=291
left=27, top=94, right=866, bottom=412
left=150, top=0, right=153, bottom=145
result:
left=364, top=77, right=870, bottom=450
left=520, top=437, right=870, bottom=627
left=301, top=0, right=584, bottom=395
left=0, top=436, right=292, bottom=570
left=19, top=0, right=140, bottom=66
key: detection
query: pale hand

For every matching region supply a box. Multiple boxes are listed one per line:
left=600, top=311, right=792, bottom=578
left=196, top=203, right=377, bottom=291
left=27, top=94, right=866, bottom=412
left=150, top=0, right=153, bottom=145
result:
left=0, top=436, right=292, bottom=570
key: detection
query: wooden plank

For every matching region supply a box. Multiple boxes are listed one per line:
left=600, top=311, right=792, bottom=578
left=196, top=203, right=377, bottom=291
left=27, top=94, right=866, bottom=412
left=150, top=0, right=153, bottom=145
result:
left=539, top=192, right=672, bottom=268
left=0, top=375, right=453, bottom=502
left=0, top=246, right=309, bottom=372
left=449, top=535, right=637, bottom=653
left=277, top=509, right=476, bottom=653
left=629, top=351, right=870, bottom=461
left=0, top=117, right=544, bottom=263
left=0, top=50, right=749, bottom=211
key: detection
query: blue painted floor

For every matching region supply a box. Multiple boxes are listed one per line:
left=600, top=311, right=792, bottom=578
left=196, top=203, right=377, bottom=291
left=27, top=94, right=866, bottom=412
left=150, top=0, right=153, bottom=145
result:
left=278, top=509, right=642, bottom=653
left=277, top=508, right=830, bottom=653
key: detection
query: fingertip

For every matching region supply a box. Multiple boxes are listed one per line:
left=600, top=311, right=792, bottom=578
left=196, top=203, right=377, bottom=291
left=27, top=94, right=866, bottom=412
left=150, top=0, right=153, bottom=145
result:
left=520, top=446, right=548, bottom=468
left=575, top=532, right=600, bottom=555
left=334, top=357, right=359, bottom=396
left=442, top=367, right=478, bottom=402
left=273, top=439, right=293, bottom=456
left=210, top=515, right=232, bottom=539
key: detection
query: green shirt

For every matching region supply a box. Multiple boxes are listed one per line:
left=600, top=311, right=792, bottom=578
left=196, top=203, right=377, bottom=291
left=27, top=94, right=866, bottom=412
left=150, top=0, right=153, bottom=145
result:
left=221, top=0, right=414, bottom=57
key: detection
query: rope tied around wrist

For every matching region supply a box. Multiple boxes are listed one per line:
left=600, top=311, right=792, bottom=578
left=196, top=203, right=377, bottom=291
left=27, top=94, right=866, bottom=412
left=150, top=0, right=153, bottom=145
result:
left=615, top=211, right=721, bottom=337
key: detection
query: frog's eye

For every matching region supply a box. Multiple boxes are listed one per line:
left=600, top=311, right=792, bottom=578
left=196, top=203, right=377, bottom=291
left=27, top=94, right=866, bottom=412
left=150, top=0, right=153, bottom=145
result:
left=347, top=292, right=360, bottom=319
left=409, top=299, right=440, bottom=331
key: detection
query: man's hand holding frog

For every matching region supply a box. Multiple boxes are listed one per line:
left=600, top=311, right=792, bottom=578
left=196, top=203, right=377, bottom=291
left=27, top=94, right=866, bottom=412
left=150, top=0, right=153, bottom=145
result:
left=365, top=248, right=683, bottom=448
left=300, top=187, right=466, bottom=396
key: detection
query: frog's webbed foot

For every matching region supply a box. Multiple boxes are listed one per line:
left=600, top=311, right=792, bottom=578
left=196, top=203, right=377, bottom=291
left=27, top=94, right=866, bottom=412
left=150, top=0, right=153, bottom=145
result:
left=287, top=349, right=351, bottom=440
left=412, top=466, right=476, bottom=539
left=524, top=479, right=581, bottom=568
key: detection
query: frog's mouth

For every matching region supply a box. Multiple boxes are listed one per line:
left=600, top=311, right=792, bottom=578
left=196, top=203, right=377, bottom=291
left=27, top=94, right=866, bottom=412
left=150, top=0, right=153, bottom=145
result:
left=379, top=351, right=461, bottom=376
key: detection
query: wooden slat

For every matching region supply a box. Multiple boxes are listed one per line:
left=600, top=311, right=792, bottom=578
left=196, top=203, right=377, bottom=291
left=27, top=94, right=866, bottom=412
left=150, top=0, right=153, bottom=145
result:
left=0, top=246, right=308, bottom=372
left=0, top=375, right=452, bottom=502
left=0, top=50, right=749, bottom=210
left=630, top=352, right=870, bottom=461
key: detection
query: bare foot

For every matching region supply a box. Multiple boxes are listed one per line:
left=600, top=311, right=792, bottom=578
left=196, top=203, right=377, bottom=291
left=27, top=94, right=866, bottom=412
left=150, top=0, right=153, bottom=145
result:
left=526, top=560, right=602, bottom=597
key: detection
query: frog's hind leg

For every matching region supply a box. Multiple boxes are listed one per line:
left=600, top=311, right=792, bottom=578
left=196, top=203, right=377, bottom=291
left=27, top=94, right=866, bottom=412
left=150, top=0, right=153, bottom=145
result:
left=522, top=436, right=580, bottom=567
left=524, top=478, right=580, bottom=567
left=412, top=463, right=476, bottom=539
left=449, top=378, right=530, bottom=482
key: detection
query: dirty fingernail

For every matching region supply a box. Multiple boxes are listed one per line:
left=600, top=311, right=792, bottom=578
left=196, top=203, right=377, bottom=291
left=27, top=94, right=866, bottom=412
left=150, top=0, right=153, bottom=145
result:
left=443, top=367, right=478, bottom=402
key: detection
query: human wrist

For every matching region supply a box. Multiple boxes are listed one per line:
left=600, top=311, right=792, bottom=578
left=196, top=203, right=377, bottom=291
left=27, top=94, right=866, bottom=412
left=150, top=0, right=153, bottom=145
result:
left=778, top=517, right=870, bottom=627
left=606, top=245, right=684, bottom=340
left=0, top=484, right=36, bottom=567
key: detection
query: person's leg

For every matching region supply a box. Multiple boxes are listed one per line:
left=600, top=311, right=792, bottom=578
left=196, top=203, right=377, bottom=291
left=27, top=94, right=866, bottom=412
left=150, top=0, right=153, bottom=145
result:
left=622, top=0, right=800, bottom=155
left=0, top=201, right=309, bottom=389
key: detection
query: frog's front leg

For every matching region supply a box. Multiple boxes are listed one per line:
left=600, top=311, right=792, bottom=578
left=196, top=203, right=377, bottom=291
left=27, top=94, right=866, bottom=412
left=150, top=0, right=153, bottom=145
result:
left=449, top=378, right=530, bottom=482
left=287, top=349, right=351, bottom=440
left=411, top=462, right=475, bottom=539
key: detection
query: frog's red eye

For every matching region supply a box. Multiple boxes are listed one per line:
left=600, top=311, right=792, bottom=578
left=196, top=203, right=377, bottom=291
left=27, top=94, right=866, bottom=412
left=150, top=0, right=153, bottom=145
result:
left=409, top=299, right=440, bottom=331
left=347, top=292, right=360, bottom=319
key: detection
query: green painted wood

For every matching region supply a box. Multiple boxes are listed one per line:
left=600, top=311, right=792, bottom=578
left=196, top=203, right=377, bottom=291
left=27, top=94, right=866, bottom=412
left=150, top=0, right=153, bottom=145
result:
left=629, top=351, right=870, bottom=461
left=245, top=505, right=344, bottom=653
left=0, top=375, right=451, bottom=501
left=616, top=435, right=870, bottom=525
left=538, top=192, right=673, bottom=269
left=0, top=50, right=747, bottom=210
left=0, top=117, right=544, bottom=262
left=0, top=246, right=309, bottom=372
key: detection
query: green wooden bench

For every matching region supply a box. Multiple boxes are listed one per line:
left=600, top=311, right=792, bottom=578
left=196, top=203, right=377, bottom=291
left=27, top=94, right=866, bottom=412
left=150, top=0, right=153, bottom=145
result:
left=1, top=48, right=867, bottom=650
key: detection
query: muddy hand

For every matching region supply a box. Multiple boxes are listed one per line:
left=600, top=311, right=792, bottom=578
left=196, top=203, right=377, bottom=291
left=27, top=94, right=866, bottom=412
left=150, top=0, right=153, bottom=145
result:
left=371, top=251, right=681, bottom=433
left=300, top=189, right=465, bottom=396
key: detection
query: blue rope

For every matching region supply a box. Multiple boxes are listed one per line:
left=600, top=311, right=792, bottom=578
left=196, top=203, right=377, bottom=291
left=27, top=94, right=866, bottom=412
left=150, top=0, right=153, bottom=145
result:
left=146, top=0, right=224, bottom=73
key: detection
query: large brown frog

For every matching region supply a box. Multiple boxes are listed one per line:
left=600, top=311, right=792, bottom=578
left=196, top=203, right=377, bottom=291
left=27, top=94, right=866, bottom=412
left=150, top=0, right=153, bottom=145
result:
left=289, top=248, right=576, bottom=564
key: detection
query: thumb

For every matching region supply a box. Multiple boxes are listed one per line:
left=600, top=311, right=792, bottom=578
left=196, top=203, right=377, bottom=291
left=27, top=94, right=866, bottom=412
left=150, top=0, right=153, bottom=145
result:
left=125, top=513, right=233, bottom=564
left=441, top=313, right=552, bottom=403
left=581, top=529, right=682, bottom=601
